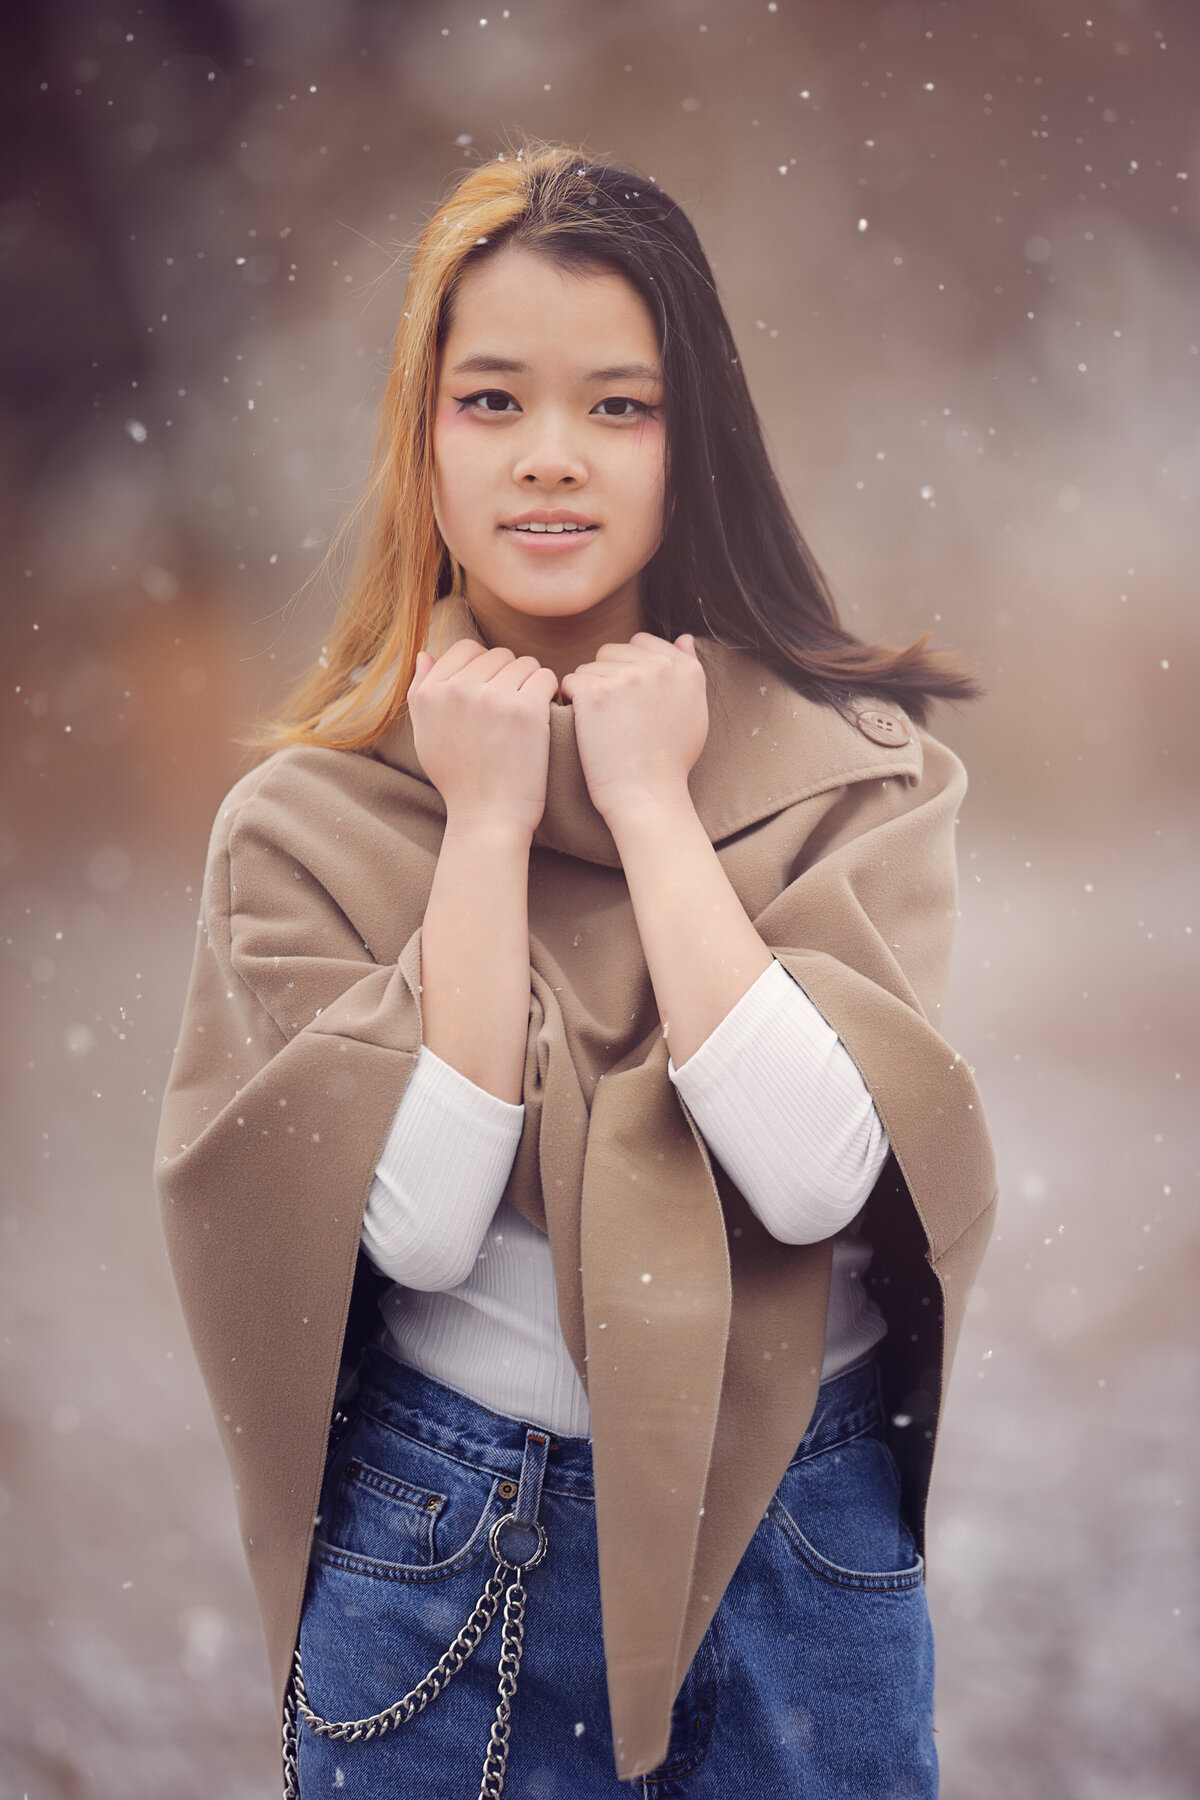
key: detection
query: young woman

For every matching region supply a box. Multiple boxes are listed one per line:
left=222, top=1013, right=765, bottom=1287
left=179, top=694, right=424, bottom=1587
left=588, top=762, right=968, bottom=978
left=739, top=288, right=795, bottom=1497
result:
left=155, top=140, right=997, bottom=1798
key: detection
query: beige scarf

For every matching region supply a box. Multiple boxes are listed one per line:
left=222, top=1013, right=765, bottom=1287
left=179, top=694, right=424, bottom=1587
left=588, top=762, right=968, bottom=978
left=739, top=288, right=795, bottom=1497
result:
left=155, top=594, right=996, bottom=1779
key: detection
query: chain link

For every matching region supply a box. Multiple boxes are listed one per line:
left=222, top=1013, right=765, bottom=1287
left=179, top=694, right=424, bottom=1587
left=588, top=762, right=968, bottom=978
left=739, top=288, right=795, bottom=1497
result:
left=282, top=1673, right=299, bottom=1800
left=479, top=1573, right=528, bottom=1797
left=282, top=1512, right=546, bottom=1799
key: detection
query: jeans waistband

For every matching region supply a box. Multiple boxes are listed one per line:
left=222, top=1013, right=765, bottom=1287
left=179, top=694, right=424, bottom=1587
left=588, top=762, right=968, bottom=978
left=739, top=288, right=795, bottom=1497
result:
left=353, top=1342, right=884, bottom=1503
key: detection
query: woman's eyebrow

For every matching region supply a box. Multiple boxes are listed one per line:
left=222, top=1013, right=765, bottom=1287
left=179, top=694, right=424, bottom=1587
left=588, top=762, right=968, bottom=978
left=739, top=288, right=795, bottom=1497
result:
left=448, top=353, right=662, bottom=382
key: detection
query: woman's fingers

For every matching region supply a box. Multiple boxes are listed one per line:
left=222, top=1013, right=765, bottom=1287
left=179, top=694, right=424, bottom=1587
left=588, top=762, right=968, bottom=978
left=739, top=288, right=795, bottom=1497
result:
left=523, top=665, right=563, bottom=708
left=415, top=640, right=554, bottom=703
left=535, top=670, right=562, bottom=702
left=423, top=638, right=508, bottom=689
left=405, top=649, right=433, bottom=699
left=487, top=653, right=548, bottom=693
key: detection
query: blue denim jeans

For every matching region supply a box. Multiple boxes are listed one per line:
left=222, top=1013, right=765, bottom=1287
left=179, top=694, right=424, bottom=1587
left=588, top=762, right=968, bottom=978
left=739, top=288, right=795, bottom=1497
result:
left=296, top=1341, right=936, bottom=1797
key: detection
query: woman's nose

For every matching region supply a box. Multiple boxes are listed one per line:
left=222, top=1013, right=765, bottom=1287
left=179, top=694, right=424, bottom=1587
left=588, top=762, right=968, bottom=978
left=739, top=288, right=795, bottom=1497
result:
left=511, top=418, right=587, bottom=488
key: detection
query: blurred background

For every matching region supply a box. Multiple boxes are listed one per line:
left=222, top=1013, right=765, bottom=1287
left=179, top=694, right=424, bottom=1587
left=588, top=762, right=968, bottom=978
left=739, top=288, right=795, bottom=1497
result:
left=1, top=0, right=1197, bottom=1794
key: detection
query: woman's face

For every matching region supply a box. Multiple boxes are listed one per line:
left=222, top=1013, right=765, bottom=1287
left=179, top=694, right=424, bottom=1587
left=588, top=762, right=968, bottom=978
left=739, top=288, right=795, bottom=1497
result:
left=431, top=244, right=666, bottom=635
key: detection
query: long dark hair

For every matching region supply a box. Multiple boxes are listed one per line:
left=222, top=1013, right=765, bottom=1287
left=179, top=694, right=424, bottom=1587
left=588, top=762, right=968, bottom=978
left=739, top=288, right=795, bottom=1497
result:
left=247, top=135, right=980, bottom=756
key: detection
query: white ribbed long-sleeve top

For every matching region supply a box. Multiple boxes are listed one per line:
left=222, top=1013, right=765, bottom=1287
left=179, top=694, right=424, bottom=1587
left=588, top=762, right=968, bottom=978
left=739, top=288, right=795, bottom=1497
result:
left=360, top=956, right=889, bottom=1437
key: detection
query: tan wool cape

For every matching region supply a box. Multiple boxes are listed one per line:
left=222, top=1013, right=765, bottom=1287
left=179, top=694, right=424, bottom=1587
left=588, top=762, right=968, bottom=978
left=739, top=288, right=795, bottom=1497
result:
left=154, top=594, right=997, bottom=1781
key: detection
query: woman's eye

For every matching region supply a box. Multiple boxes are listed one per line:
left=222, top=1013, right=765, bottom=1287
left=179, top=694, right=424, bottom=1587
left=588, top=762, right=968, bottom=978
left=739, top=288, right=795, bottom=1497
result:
left=455, top=390, right=517, bottom=414
left=453, top=391, right=654, bottom=419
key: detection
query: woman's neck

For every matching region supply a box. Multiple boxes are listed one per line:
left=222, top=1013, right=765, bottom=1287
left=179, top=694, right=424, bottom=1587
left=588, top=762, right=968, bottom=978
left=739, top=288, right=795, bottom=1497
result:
left=462, top=583, right=648, bottom=698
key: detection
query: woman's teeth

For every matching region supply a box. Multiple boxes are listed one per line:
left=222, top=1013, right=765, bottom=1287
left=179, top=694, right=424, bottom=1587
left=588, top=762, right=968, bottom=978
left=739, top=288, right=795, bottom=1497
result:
left=509, top=522, right=594, bottom=533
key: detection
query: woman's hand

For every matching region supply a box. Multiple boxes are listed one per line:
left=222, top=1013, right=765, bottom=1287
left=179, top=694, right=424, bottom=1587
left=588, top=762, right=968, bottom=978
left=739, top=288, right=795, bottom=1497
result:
left=558, top=631, right=709, bottom=824
left=406, top=639, right=561, bottom=840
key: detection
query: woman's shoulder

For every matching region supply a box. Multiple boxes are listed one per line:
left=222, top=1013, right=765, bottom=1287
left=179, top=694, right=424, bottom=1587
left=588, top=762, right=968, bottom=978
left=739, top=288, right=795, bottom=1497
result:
left=204, top=741, right=401, bottom=873
left=765, top=664, right=969, bottom=803
left=696, top=638, right=948, bottom=816
left=767, top=667, right=951, bottom=766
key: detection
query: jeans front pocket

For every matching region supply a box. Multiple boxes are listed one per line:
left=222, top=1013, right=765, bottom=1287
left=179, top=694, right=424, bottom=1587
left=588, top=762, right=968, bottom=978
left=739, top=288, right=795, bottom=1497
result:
left=327, top=1456, right=445, bottom=1569
left=299, top=1462, right=506, bottom=1790
left=313, top=1405, right=503, bottom=1584
left=769, top=1422, right=924, bottom=1591
left=297, top=1393, right=555, bottom=1795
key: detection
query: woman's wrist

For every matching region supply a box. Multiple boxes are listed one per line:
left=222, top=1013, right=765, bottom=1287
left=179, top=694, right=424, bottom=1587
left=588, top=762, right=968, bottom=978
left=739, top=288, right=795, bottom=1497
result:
left=442, top=808, right=537, bottom=853
left=600, top=782, right=696, bottom=842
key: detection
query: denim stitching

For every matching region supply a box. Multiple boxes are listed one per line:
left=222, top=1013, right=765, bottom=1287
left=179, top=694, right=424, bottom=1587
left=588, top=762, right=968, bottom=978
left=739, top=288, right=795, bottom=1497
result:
left=641, top=1621, right=721, bottom=1789
left=767, top=1494, right=925, bottom=1592
left=313, top=1476, right=506, bottom=1586
left=355, top=1400, right=597, bottom=1499
left=786, top=1416, right=881, bottom=1470
left=333, top=1458, right=442, bottom=1565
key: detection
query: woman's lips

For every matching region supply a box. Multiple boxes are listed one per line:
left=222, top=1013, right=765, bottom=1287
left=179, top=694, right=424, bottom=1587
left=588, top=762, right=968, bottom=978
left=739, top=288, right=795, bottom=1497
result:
left=498, top=525, right=599, bottom=554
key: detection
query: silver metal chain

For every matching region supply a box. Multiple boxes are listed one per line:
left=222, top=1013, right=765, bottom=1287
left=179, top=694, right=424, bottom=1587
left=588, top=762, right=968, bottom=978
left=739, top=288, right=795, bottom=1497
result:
left=282, top=1512, right=547, bottom=1799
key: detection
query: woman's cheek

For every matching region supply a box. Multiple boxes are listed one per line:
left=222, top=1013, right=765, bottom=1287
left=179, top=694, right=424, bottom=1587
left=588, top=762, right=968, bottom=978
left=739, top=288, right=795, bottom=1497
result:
left=432, top=415, right=489, bottom=557
left=625, top=427, right=666, bottom=561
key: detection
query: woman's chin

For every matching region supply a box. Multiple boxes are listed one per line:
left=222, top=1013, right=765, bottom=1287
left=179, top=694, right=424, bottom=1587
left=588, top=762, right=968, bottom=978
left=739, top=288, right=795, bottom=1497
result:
left=485, top=582, right=614, bottom=621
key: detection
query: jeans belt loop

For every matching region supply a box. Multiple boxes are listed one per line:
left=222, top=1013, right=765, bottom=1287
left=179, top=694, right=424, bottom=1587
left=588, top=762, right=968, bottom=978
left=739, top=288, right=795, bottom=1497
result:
left=515, top=1428, right=550, bottom=1527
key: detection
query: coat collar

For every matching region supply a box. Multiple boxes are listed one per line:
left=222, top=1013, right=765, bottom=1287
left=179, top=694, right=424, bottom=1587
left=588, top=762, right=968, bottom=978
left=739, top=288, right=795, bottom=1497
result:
left=370, top=595, right=923, bottom=865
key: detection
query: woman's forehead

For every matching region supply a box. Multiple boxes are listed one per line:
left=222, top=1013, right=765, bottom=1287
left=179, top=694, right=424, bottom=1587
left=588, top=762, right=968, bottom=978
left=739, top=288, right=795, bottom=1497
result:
left=441, top=247, right=661, bottom=372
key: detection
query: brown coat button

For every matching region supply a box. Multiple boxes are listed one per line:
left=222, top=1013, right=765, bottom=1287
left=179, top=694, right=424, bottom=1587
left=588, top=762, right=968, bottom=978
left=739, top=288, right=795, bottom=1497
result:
left=855, top=707, right=912, bottom=747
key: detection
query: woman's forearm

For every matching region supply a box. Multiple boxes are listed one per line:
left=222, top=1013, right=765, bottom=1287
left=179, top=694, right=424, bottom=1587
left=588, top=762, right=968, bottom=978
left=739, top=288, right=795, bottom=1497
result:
left=419, top=816, right=533, bottom=1105
left=605, top=794, right=774, bottom=1068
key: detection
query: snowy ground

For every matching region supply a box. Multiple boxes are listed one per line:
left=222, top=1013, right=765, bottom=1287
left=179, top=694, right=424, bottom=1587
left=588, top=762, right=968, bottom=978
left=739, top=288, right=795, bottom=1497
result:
left=1, top=817, right=1195, bottom=1799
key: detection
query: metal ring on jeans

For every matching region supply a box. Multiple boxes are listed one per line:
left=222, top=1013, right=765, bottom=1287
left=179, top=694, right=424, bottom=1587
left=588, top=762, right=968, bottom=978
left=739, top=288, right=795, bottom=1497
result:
left=489, top=1512, right=548, bottom=1572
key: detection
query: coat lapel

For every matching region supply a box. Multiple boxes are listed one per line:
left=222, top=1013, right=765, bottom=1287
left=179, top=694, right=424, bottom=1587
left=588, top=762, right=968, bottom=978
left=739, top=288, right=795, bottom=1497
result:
left=372, top=596, right=925, bottom=862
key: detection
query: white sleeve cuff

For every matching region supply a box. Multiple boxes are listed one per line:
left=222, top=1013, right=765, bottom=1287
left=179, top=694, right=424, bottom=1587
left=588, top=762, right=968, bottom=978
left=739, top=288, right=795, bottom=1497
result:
left=667, top=956, right=890, bottom=1244
left=361, top=1043, right=525, bottom=1291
